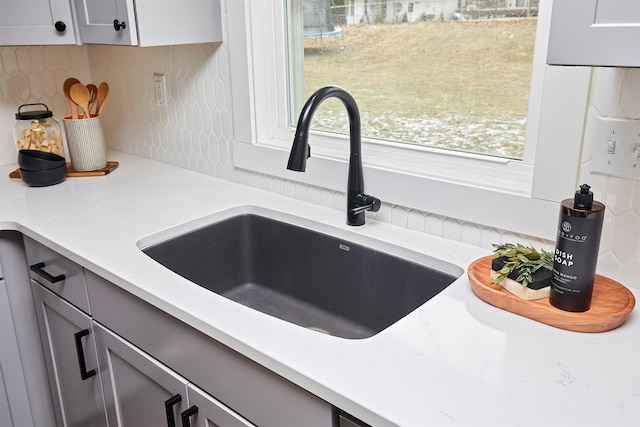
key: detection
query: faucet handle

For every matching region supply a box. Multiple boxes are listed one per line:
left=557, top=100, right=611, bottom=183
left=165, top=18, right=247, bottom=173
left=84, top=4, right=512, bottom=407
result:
left=351, top=194, right=381, bottom=215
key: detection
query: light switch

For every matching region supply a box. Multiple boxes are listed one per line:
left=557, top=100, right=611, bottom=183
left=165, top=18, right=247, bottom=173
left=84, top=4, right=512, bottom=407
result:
left=590, top=116, right=640, bottom=180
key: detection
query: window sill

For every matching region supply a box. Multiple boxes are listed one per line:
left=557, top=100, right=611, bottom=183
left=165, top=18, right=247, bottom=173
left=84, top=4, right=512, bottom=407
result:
left=232, top=138, right=559, bottom=240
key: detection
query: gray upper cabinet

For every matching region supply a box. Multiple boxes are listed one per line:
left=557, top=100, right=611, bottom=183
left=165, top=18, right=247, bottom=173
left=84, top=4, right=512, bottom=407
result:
left=73, top=0, right=223, bottom=46
left=0, top=0, right=77, bottom=45
left=547, top=0, right=640, bottom=67
left=1, top=0, right=222, bottom=46
left=73, top=0, right=137, bottom=45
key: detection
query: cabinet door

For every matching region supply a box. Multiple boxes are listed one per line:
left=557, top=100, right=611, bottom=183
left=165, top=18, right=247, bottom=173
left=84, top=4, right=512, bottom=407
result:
left=87, top=270, right=335, bottom=426
left=94, top=322, right=255, bottom=427
left=547, top=0, right=640, bottom=67
left=0, top=0, right=77, bottom=45
left=73, top=0, right=138, bottom=45
left=31, top=282, right=106, bottom=427
left=94, top=323, right=189, bottom=427
left=0, top=278, right=32, bottom=426
left=185, top=383, right=255, bottom=427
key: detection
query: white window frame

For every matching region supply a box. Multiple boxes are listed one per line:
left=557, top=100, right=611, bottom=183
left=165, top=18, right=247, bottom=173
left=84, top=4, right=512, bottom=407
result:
left=226, top=0, right=591, bottom=241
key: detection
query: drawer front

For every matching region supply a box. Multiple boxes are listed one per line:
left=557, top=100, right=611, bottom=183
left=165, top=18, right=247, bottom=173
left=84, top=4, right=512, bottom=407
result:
left=23, top=236, right=90, bottom=314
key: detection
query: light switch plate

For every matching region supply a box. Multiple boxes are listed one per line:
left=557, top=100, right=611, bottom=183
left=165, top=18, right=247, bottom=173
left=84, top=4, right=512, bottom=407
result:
left=590, top=116, right=640, bottom=180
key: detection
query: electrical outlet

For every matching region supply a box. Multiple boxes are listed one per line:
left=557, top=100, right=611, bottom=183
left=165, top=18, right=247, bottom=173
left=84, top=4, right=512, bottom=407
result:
left=153, top=73, right=167, bottom=106
left=590, top=116, right=640, bottom=180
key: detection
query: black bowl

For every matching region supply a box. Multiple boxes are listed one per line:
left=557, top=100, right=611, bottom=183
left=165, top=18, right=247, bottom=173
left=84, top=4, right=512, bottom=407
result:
left=20, top=164, right=67, bottom=187
left=18, top=150, right=66, bottom=171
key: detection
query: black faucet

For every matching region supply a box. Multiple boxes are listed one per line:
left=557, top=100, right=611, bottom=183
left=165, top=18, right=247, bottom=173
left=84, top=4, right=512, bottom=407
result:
left=287, top=86, right=381, bottom=226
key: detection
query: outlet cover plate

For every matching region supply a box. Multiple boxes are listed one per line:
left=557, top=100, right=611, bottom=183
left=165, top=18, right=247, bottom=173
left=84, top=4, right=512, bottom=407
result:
left=153, top=73, right=168, bottom=107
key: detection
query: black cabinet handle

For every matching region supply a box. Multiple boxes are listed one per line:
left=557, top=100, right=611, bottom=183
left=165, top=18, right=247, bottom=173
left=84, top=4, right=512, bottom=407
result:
left=54, top=21, right=66, bottom=32
left=113, top=19, right=127, bottom=31
left=73, top=329, right=96, bottom=380
left=164, top=394, right=182, bottom=427
left=181, top=406, right=198, bottom=427
left=30, top=262, right=65, bottom=284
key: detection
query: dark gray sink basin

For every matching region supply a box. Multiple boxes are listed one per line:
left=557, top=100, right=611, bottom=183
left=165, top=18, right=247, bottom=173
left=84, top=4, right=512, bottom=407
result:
left=141, top=211, right=461, bottom=339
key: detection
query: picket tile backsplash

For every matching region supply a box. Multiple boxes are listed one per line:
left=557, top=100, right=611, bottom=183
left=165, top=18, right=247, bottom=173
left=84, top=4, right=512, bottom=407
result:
left=0, top=44, right=638, bottom=288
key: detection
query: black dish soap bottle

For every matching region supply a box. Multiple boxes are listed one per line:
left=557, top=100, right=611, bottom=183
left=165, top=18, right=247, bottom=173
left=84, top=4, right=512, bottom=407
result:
left=550, top=184, right=605, bottom=312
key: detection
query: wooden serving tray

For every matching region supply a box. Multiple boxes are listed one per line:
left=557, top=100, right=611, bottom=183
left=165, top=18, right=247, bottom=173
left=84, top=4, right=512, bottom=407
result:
left=9, top=161, right=119, bottom=178
left=468, top=256, right=635, bottom=333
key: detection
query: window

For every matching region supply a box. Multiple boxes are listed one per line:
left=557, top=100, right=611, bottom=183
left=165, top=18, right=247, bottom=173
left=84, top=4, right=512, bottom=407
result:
left=298, top=0, right=539, bottom=160
left=228, top=0, right=590, bottom=239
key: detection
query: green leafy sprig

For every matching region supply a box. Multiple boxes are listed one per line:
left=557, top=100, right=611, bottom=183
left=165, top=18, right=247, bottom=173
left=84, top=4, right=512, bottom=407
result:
left=491, top=243, right=553, bottom=287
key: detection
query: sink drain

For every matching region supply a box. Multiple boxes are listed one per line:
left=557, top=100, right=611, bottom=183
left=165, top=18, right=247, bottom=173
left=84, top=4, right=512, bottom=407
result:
left=307, top=326, right=331, bottom=335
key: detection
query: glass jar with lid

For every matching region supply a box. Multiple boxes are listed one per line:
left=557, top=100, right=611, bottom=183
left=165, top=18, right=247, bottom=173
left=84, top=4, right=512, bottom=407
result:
left=13, top=103, right=65, bottom=158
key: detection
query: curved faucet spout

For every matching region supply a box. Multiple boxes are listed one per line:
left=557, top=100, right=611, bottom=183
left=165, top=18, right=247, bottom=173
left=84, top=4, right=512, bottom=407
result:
left=287, top=86, right=380, bottom=226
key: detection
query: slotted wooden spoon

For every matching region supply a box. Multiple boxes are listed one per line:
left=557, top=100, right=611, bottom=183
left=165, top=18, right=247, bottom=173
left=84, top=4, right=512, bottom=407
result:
left=87, top=83, right=98, bottom=116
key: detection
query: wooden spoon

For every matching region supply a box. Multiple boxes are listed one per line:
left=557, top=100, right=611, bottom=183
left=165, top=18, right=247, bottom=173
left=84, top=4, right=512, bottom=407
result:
left=87, top=83, right=98, bottom=116
left=70, top=83, right=91, bottom=119
left=95, top=82, right=110, bottom=116
left=63, top=77, right=81, bottom=119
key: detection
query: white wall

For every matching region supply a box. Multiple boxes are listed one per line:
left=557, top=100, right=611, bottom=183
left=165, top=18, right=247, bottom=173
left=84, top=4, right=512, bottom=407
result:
left=0, top=42, right=638, bottom=289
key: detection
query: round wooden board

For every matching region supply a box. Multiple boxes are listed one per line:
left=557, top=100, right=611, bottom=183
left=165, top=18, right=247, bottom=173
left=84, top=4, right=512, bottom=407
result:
left=468, top=256, right=635, bottom=333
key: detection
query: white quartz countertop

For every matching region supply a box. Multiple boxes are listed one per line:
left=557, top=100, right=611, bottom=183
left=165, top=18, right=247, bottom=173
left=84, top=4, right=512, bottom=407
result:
left=2, top=151, right=639, bottom=426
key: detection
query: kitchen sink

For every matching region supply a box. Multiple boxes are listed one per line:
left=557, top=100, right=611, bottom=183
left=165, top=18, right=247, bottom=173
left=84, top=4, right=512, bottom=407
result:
left=140, top=208, right=462, bottom=339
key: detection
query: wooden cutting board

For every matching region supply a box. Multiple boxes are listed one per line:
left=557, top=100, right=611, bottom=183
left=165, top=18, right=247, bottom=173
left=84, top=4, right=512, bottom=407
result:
left=468, top=256, right=635, bottom=333
left=9, top=161, right=119, bottom=178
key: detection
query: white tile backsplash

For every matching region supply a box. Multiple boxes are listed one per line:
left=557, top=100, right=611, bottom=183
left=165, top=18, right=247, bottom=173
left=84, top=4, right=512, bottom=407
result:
left=578, top=67, right=640, bottom=289
left=1, top=45, right=638, bottom=289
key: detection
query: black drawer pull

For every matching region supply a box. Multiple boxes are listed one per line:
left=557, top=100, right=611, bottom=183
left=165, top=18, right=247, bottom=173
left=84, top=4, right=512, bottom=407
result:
left=164, top=394, right=182, bottom=427
left=181, top=405, right=198, bottom=427
left=73, top=329, right=96, bottom=380
left=30, top=262, right=65, bottom=283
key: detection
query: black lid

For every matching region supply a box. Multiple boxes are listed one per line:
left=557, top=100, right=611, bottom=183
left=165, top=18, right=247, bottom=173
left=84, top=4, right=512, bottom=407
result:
left=15, top=103, right=53, bottom=120
left=573, top=184, right=593, bottom=210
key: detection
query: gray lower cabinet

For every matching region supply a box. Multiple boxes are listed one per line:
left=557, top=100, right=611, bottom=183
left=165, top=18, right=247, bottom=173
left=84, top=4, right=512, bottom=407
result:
left=85, top=269, right=335, bottom=426
left=94, top=322, right=253, bottom=427
left=25, top=236, right=341, bottom=427
left=0, top=276, right=29, bottom=427
left=1, top=232, right=57, bottom=426
left=187, top=383, right=255, bottom=427
left=31, top=283, right=107, bottom=427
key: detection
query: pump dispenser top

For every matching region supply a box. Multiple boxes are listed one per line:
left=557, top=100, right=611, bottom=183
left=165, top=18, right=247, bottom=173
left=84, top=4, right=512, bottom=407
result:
left=574, top=184, right=594, bottom=210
